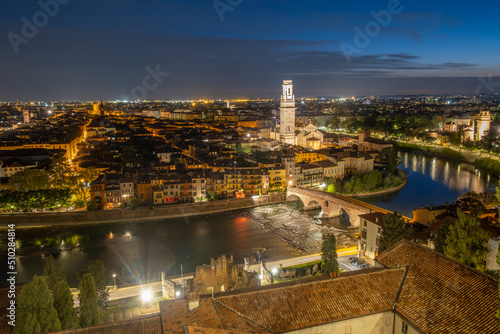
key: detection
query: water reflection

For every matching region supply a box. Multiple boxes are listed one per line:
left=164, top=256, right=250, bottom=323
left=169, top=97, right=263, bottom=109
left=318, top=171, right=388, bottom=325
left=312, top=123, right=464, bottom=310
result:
left=363, top=152, right=497, bottom=216
left=0, top=201, right=350, bottom=288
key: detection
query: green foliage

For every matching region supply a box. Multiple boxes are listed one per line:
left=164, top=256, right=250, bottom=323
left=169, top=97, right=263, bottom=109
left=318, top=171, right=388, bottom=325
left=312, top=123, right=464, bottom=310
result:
left=476, top=158, right=500, bottom=177
left=129, top=196, right=141, bottom=209
left=235, top=143, right=244, bottom=153
left=444, top=210, right=489, bottom=271
left=321, top=233, right=339, bottom=275
left=362, top=170, right=383, bottom=190
left=379, top=148, right=400, bottom=175
left=53, top=279, right=79, bottom=330
left=78, top=273, right=101, bottom=327
left=86, top=200, right=98, bottom=212
left=326, top=183, right=335, bottom=193
left=0, top=188, right=72, bottom=211
left=43, top=256, right=79, bottom=329
left=85, top=260, right=109, bottom=307
left=14, top=275, right=62, bottom=334
left=394, top=142, right=464, bottom=162
left=378, top=212, right=408, bottom=253
left=432, top=224, right=450, bottom=254
left=85, top=260, right=107, bottom=290
left=440, top=148, right=464, bottom=161
left=43, top=255, right=65, bottom=293
left=334, top=170, right=404, bottom=195
left=496, top=180, right=500, bottom=202
left=497, top=245, right=500, bottom=268
left=9, top=169, right=50, bottom=191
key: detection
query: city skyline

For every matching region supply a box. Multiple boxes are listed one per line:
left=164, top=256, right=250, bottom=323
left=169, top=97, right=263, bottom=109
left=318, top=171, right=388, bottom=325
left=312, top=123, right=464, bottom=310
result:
left=1, top=0, right=500, bottom=101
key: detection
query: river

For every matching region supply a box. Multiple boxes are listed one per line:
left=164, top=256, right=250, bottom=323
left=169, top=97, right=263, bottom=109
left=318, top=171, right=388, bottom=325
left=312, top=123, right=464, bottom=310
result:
left=1, top=152, right=497, bottom=288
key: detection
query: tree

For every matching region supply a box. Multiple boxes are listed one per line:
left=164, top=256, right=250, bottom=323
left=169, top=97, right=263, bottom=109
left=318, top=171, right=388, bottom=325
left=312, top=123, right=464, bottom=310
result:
left=432, top=224, right=450, bottom=254
left=43, top=255, right=65, bottom=293
left=321, top=233, right=339, bottom=277
left=9, top=169, right=50, bottom=191
left=87, top=200, right=98, bottom=212
left=78, top=273, right=101, bottom=327
left=378, top=212, right=408, bottom=253
left=53, top=279, right=79, bottom=330
left=362, top=170, right=383, bottom=191
left=14, top=275, right=62, bottom=334
left=43, top=256, right=79, bottom=329
left=445, top=210, right=489, bottom=271
left=85, top=260, right=109, bottom=307
left=326, top=183, right=336, bottom=193
left=379, top=147, right=400, bottom=175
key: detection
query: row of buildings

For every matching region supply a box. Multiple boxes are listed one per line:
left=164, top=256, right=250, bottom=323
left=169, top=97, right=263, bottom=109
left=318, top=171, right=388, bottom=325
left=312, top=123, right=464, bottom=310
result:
left=89, top=147, right=376, bottom=208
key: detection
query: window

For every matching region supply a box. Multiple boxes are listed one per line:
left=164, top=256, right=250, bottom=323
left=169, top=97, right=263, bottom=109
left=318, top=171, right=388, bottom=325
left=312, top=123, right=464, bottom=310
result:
left=361, top=230, right=367, bottom=239
left=378, top=227, right=381, bottom=234
left=345, top=326, right=351, bottom=334
left=385, top=317, right=391, bottom=326
left=402, top=322, right=408, bottom=334
left=363, top=220, right=367, bottom=227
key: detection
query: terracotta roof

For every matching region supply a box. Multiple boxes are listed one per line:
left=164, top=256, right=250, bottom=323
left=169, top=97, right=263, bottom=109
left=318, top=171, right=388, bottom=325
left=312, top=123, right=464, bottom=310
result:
left=161, top=268, right=406, bottom=333
left=49, top=314, right=162, bottom=334
left=184, top=326, right=246, bottom=334
left=377, top=240, right=500, bottom=334
left=160, top=299, right=269, bottom=334
left=359, top=212, right=386, bottom=227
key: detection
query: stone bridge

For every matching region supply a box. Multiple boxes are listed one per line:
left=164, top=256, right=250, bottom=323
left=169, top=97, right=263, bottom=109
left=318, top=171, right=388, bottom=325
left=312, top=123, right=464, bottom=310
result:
left=287, top=187, right=412, bottom=227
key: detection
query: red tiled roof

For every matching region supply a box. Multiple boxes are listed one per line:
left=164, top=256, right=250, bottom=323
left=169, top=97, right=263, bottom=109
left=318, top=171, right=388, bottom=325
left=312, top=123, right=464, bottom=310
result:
left=49, top=314, right=162, bottom=334
left=185, top=326, right=245, bottom=334
left=359, top=212, right=386, bottom=227
left=161, top=268, right=406, bottom=333
left=377, top=240, right=500, bottom=334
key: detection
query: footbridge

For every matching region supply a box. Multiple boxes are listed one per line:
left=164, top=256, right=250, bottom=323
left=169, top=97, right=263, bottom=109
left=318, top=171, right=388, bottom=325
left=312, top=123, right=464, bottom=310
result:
left=287, top=187, right=412, bottom=227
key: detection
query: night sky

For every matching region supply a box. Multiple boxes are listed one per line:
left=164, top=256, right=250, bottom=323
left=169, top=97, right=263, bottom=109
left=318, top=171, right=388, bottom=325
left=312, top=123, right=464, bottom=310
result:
left=1, top=0, right=499, bottom=101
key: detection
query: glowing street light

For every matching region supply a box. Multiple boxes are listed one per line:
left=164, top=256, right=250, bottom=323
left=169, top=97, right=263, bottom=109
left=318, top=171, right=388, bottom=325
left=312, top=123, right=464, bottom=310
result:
left=112, top=274, right=117, bottom=289
left=141, top=289, right=153, bottom=303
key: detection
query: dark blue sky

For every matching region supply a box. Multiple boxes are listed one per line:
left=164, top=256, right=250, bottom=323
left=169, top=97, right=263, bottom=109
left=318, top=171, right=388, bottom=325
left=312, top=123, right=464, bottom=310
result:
left=1, top=0, right=499, bottom=101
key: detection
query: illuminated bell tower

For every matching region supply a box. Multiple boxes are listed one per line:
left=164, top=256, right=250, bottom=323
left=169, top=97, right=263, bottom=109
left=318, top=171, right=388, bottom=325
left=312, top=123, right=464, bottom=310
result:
left=476, top=111, right=491, bottom=141
left=279, top=80, right=296, bottom=145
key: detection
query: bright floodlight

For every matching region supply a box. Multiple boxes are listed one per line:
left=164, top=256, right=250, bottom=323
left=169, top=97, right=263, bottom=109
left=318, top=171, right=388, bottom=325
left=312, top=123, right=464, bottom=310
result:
left=175, top=290, right=181, bottom=298
left=141, top=289, right=153, bottom=303
left=272, top=268, right=277, bottom=275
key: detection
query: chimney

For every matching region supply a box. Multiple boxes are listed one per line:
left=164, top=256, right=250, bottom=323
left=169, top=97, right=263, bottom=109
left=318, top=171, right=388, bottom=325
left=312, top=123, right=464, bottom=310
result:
left=421, top=205, right=423, bottom=209
left=430, top=204, right=433, bottom=210
left=187, top=292, right=200, bottom=311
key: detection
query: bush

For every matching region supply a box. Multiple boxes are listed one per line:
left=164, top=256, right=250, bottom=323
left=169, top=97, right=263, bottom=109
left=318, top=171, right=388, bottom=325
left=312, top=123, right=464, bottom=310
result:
left=475, top=158, right=500, bottom=176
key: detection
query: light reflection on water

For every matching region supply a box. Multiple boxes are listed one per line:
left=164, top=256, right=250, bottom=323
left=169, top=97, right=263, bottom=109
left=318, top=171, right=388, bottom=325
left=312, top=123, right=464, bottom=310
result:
left=1, top=153, right=496, bottom=288
left=362, top=152, right=498, bottom=217
left=0, top=201, right=350, bottom=288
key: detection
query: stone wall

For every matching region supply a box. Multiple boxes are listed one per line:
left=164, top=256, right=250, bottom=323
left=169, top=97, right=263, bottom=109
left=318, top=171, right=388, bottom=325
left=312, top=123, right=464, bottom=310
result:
left=1, top=193, right=286, bottom=227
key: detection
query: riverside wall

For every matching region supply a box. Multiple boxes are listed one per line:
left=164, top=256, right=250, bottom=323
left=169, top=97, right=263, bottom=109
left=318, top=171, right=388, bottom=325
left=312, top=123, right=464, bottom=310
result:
left=0, top=193, right=286, bottom=228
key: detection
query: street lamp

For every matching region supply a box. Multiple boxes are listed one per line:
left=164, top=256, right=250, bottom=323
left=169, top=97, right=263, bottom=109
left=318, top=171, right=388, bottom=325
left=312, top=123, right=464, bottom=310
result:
left=112, top=274, right=117, bottom=289
left=141, top=289, right=153, bottom=303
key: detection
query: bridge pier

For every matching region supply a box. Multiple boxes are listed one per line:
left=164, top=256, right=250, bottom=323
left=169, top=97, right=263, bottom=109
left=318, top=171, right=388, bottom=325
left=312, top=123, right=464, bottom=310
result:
left=321, top=207, right=342, bottom=218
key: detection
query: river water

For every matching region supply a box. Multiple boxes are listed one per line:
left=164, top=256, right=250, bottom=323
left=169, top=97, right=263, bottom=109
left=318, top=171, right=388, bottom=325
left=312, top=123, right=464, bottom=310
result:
left=1, top=152, right=497, bottom=288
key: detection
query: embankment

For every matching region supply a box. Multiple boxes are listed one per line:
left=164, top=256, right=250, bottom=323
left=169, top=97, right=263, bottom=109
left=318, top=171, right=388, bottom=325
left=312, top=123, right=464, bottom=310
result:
left=0, top=193, right=286, bottom=229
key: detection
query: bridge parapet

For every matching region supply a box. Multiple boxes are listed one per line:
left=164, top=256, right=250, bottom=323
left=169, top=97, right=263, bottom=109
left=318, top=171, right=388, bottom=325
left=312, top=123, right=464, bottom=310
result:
left=287, top=187, right=411, bottom=226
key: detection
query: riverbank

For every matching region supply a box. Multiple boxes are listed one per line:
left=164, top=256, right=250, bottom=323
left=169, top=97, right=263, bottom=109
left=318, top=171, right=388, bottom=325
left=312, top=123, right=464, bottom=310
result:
left=394, top=141, right=500, bottom=177
left=394, top=142, right=465, bottom=162
left=0, top=193, right=286, bottom=229
left=347, top=175, right=408, bottom=198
